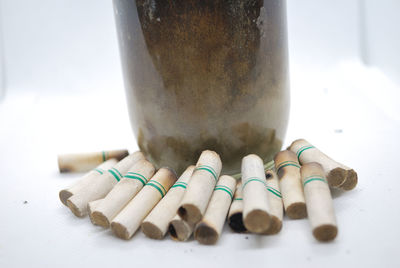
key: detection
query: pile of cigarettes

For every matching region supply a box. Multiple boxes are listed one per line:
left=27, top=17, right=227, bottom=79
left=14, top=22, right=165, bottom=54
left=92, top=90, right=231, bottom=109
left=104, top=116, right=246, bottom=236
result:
left=58, top=139, right=357, bottom=244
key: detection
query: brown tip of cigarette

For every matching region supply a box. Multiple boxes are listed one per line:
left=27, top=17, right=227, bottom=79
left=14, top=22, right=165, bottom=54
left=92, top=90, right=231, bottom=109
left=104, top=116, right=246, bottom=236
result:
left=244, top=209, right=271, bottom=233
left=178, top=204, right=202, bottom=224
left=194, top=222, right=218, bottom=245
left=327, top=168, right=347, bottom=187
left=141, top=221, right=164, bottom=240
left=66, top=199, right=84, bottom=217
left=111, top=222, right=131, bottom=240
left=286, top=202, right=307, bottom=219
left=313, top=224, right=338, bottom=242
left=263, top=216, right=282, bottom=235
left=91, top=211, right=111, bottom=228
left=339, top=169, right=358, bottom=191
left=59, top=190, right=72, bottom=206
left=228, top=213, right=247, bottom=233
left=113, top=150, right=130, bottom=161
left=168, top=220, right=193, bottom=242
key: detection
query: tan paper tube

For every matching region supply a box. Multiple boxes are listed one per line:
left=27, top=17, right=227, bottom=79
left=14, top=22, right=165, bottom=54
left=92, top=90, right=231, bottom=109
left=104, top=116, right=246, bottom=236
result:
left=66, top=151, right=145, bottom=217
left=178, top=150, right=222, bottom=224
left=58, top=149, right=129, bottom=173
left=141, top=166, right=195, bottom=239
left=263, top=170, right=283, bottom=235
left=289, top=139, right=357, bottom=190
left=301, top=162, right=338, bottom=242
left=111, top=168, right=177, bottom=240
left=88, top=199, right=103, bottom=224
left=59, top=159, right=117, bottom=206
left=227, top=182, right=247, bottom=233
left=241, top=154, right=271, bottom=233
left=168, top=215, right=194, bottom=242
left=274, top=150, right=306, bottom=219
left=194, top=175, right=237, bottom=245
left=90, top=160, right=156, bottom=228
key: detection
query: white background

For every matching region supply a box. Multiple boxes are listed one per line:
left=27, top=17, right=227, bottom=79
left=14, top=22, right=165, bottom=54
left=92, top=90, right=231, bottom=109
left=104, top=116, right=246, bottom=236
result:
left=0, top=1, right=399, bottom=267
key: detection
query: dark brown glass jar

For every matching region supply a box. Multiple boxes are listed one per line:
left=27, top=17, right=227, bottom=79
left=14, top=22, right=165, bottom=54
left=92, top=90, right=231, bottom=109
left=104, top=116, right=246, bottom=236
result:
left=113, top=0, right=289, bottom=175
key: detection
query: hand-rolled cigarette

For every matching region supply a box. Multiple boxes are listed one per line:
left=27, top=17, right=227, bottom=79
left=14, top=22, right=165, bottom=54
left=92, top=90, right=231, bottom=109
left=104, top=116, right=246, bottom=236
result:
left=301, top=162, right=338, bottom=242
left=178, top=150, right=222, bottom=224
left=90, top=159, right=156, bottom=228
left=227, top=182, right=247, bottom=233
left=289, top=139, right=358, bottom=190
left=111, top=167, right=177, bottom=240
left=241, top=154, right=271, bottom=233
left=263, top=170, right=283, bottom=235
left=141, top=165, right=195, bottom=239
left=59, top=159, right=117, bottom=206
left=58, top=149, right=129, bottom=173
left=88, top=199, right=103, bottom=224
left=66, top=151, right=145, bottom=217
left=168, top=215, right=194, bottom=242
left=194, top=175, right=237, bottom=245
left=274, top=150, right=306, bottom=219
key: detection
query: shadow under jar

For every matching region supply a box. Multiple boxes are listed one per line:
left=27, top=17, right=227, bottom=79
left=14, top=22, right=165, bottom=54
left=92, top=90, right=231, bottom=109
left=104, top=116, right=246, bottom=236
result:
left=113, top=0, right=290, bottom=175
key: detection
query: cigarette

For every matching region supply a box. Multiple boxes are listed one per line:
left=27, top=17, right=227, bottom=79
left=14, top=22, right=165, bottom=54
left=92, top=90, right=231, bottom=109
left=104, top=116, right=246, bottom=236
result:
left=241, top=154, right=271, bottom=233
left=111, top=167, right=177, bottom=240
left=141, top=166, right=195, bottom=239
left=59, top=159, right=117, bottom=206
left=88, top=199, right=103, bottom=224
left=90, top=159, right=156, bottom=228
left=263, top=170, right=283, bottom=235
left=227, top=182, right=247, bottom=233
left=274, top=150, right=306, bottom=219
left=194, top=175, right=237, bottom=245
left=168, top=215, right=194, bottom=242
left=289, top=139, right=358, bottom=190
left=58, top=149, right=129, bottom=173
left=66, top=151, right=145, bottom=217
left=178, top=150, right=222, bottom=224
left=301, top=162, right=338, bottom=242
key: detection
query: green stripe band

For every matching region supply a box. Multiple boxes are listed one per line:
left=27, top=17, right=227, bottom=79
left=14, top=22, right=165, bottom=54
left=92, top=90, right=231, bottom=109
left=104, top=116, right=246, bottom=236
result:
left=242, top=177, right=266, bottom=190
left=171, top=184, right=187, bottom=189
left=102, top=151, right=106, bottom=162
left=303, top=176, right=327, bottom=187
left=146, top=182, right=165, bottom=198
left=124, top=175, right=146, bottom=186
left=266, top=186, right=282, bottom=198
left=94, top=168, right=104, bottom=175
left=108, top=169, right=121, bottom=182
left=111, top=167, right=123, bottom=178
left=150, top=180, right=167, bottom=195
left=195, top=165, right=218, bottom=182
left=214, top=185, right=234, bottom=196
left=125, top=172, right=148, bottom=183
left=296, top=146, right=315, bottom=161
left=276, top=160, right=301, bottom=173
left=234, top=198, right=243, bottom=201
left=214, top=187, right=233, bottom=199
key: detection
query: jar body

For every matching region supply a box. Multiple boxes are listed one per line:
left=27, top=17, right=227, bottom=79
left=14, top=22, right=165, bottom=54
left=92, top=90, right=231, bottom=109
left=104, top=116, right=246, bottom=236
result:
left=113, top=0, right=290, bottom=174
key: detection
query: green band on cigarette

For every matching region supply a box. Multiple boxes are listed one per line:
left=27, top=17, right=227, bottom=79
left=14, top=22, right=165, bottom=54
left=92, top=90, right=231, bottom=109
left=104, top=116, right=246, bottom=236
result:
left=94, top=168, right=104, bottom=175
left=242, top=177, right=266, bottom=190
left=276, top=161, right=300, bottom=173
left=147, top=182, right=165, bottom=198
left=266, top=186, right=282, bottom=198
left=108, top=169, right=121, bottom=182
left=195, top=165, right=218, bottom=182
left=303, top=176, right=327, bottom=187
left=150, top=180, right=167, bottom=195
left=126, top=172, right=148, bottom=183
left=296, top=145, right=315, bottom=161
left=124, top=175, right=146, bottom=186
left=214, top=187, right=233, bottom=199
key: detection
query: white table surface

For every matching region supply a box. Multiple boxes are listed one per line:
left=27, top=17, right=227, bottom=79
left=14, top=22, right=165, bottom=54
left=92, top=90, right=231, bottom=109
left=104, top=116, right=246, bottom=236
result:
left=0, top=61, right=399, bottom=268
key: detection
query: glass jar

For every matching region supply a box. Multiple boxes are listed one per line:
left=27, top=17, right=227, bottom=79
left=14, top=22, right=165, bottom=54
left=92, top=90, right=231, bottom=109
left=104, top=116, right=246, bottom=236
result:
left=113, top=0, right=289, bottom=175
